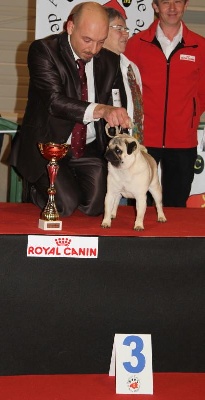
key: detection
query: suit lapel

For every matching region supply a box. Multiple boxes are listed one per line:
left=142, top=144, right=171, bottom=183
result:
left=59, top=32, right=81, bottom=98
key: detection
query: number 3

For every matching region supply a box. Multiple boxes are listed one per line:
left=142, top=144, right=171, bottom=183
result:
left=123, top=335, right=146, bottom=373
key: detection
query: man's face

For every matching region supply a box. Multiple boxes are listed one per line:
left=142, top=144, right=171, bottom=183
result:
left=67, top=11, right=109, bottom=62
left=153, top=0, right=188, bottom=28
left=104, top=17, right=129, bottom=55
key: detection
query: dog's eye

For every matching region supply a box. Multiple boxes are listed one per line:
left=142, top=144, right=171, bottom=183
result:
left=115, top=147, right=122, bottom=155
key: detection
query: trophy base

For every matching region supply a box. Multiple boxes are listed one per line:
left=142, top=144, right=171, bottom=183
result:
left=38, top=219, right=62, bottom=231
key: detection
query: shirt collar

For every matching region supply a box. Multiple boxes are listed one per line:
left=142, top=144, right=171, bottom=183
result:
left=68, top=34, right=93, bottom=71
left=156, top=22, right=183, bottom=43
left=120, top=54, right=130, bottom=68
left=68, top=34, right=79, bottom=61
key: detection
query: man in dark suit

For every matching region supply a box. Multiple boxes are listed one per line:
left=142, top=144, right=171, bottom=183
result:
left=11, top=2, right=130, bottom=216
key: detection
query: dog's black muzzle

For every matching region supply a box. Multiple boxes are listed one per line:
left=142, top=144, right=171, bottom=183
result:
left=104, top=147, right=122, bottom=167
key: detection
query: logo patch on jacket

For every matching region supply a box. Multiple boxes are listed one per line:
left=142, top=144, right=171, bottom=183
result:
left=180, top=54, right=195, bottom=62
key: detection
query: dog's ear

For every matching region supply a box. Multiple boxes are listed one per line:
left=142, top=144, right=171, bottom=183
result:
left=126, top=140, right=137, bottom=155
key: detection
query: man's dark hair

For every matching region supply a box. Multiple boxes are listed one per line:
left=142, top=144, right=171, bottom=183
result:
left=153, top=0, right=188, bottom=4
left=104, top=7, right=126, bottom=23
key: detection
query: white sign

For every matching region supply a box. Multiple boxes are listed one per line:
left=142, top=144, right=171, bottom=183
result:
left=35, top=0, right=154, bottom=40
left=27, top=235, right=98, bottom=258
left=109, top=333, right=153, bottom=394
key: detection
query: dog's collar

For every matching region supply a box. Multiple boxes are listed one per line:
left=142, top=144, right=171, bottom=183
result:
left=105, top=123, right=131, bottom=138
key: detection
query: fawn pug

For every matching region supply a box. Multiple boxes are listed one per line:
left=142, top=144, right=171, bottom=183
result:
left=101, top=134, right=166, bottom=230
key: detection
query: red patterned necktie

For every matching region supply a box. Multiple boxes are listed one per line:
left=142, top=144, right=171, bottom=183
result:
left=71, top=59, right=88, bottom=158
left=127, top=63, right=143, bottom=143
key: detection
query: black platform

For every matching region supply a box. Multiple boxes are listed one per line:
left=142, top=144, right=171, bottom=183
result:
left=1, top=230, right=205, bottom=375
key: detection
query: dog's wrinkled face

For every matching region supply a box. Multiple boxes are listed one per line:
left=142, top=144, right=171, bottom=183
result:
left=105, top=136, right=138, bottom=167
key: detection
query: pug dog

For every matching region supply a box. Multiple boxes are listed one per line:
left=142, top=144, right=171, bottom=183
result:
left=101, top=134, right=167, bottom=230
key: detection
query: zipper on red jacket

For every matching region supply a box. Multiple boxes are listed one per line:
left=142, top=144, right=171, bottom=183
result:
left=191, top=97, right=196, bottom=128
left=162, top=60, right=170, bottom=147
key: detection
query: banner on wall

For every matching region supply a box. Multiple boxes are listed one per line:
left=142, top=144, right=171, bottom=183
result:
left=35, top=0, right=154, bottom=40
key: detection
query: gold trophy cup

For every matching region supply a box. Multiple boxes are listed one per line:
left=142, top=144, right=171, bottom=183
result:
left=38, top=142, right=69, bottom=230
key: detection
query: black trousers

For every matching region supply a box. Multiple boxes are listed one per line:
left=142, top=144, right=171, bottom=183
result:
left=30, top=140, right=107, bottom=217
left=147, top=147, right=197, bottom=207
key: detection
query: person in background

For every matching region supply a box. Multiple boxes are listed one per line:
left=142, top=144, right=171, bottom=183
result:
left=10, top=1, right=131, bottom=217
left=125, top=0, right=205, bottom=207
left=103, top=7, right=143, bottom=143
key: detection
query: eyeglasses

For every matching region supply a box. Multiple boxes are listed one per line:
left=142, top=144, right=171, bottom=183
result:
left=110, top=25, right=130, bottom=33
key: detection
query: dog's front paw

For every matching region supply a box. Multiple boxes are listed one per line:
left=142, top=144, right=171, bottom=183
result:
left=101, top=219, right=112, bottom=228
left=157, top=216, right=167, bottom=223
left=134, top=224, right=144, bottom=231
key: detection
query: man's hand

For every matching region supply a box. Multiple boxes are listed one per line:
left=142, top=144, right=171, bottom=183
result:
left=94, top=104, right=132, bottom=129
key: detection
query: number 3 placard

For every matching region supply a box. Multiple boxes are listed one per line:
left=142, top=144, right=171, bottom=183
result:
left=109, top=334, right=153, bottom=394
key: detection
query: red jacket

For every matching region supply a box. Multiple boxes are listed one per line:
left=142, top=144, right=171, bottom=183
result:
left=125, top=20, right=205, bottom=148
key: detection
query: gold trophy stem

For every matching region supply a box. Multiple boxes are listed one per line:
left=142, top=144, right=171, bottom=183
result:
left=40, top=159, right=59, bottom=221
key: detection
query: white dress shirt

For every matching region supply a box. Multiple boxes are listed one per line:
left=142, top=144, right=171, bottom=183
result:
left=156, top=22, right=183, bottom=59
